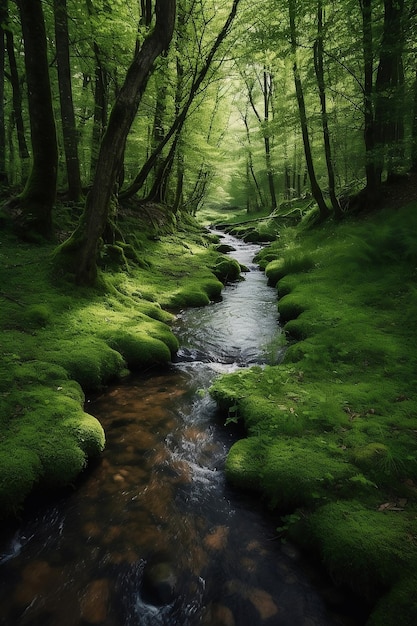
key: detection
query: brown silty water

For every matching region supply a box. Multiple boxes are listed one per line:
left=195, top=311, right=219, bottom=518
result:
left=0, top=233, right=366, bottom=626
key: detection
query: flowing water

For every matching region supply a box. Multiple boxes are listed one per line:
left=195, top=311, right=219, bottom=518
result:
left=0, top=233, right=365, bottom=626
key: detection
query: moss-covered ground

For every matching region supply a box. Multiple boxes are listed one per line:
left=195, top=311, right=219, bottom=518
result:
left=209, top=200, right=417, bottom=625
left=0, top=204, right=239, bottom=519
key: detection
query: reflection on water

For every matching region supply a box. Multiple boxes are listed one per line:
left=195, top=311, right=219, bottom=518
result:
left=0, top=233, right=364, bottom=626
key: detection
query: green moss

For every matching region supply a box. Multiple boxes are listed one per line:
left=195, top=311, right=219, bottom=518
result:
left=0, top=449, right=42, bottom=517
left=278, top=293, right=306, bottom=324
left=265, top=252, right=315, bottom=286
left=44, top=338, right=126, bottom=390
left=367, top=577, right=417, bottom=626
left=63, top=413, right=105, bottom=457
left=22, top=303, right=53, bottom=328
left=211, top=256, right=241, bottom=283
left=101, top=329, right=171, bottom=368
left=291, top=501, right=417, bottom=599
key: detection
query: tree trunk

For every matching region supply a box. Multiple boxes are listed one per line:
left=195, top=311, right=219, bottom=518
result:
left=288, top=0, right=329, bottom=221
left=56, top=0, right=176, bottom=285
left=374, top=0, right=405, bottom=182
left=5, top=25, right=30, bottom=180
left=14, top=0, right=58, bottom=239
left=313, top=0, right=342, bottom=218
left=90, top=44, right=109, bottom=181
left=360, top=0, right=380, bottom=204
left=411, top=68, right=417, bottom=173
left=54, top=0, right=83, bottom=201
left=263, top=68, right=277, bottom=211
left=0, top=2, right=7, bottom=187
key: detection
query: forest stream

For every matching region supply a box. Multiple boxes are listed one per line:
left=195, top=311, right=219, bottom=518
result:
left=0, top=233, right=366, bottom=626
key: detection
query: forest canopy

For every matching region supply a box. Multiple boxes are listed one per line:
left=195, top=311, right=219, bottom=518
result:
left=1, top=0, right=416, bottom=280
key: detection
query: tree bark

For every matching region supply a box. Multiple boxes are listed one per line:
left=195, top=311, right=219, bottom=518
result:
left=411, top=68, right=417, bottom=173
left=374, top=0, right=405, bottom=182
left=54, top=0, right=83, bottom=201
left=313, top=0, right=342, bottom=218
left=14, top=0, right=58, bottom=239
left=0, top=2, right=7, bottom=186
left=360, top=0, right=380, bottom=204
left=57, top=0, right=176, bottom=285
left=5, top=24, right=30, bottom=180
left=263, top=68, right=277, bottom=211
left=289, top=0, right=329, bottom=221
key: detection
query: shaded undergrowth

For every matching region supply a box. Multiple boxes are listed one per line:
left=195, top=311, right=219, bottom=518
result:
left=210, top=201, right=417, bottom=625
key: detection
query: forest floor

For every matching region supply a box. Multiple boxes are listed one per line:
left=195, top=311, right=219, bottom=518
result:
left=209, top=187, right=417, bottom=626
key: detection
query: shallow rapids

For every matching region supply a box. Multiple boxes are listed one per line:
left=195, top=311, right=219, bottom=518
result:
left=0, top=232, right=364, bottom=626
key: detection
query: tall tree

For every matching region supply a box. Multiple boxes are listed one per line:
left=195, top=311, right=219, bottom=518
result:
left=313, top=0, right=342, bottom=217
left=288, top=0, right=329, bottom=220
left=10, top=0, right=58, bottom=239
left=56, top=0, right=176, bottom=285
left=242, top=65, right=277, bottom=211
left=360, top=0, right=379, bottom=203
left=4, top=5, right=30, bottom=182
left=374, top=0, right=405, bottom=183
left=54, top=0, right=83, bottom=201
left=0, top=1, right=7, bottom=187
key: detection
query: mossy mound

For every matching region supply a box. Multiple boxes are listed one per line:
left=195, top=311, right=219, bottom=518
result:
left=367, top=577, right=417, bottom=626
left=289, top=501, right=417, bottom=602
left=100, top=329, right=172, bottom=368
left=211, top=255, right=241, bottom=283
left=226, top=436, right=357, bottom=509
left=0, top=379, right=105, bottom=517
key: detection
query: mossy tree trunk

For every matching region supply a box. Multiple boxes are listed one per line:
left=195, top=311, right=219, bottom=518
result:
left=57, top=0, right=177, bottom=285
left=14, top=0, right=58, bottom=240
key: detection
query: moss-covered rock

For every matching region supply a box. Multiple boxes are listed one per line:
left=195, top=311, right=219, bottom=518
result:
left=211, top=256, right=241, bottom=283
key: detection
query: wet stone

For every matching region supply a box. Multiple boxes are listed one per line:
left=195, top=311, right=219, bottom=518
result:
left=142, top=561, right=178, bottom=606
left=203, top=603, right=236, bottom=625
left=14, top=560, right=59, bottom=606
left=80, top=578, right=110, bottom=624
left=203, top=525, right=229, bottom=550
